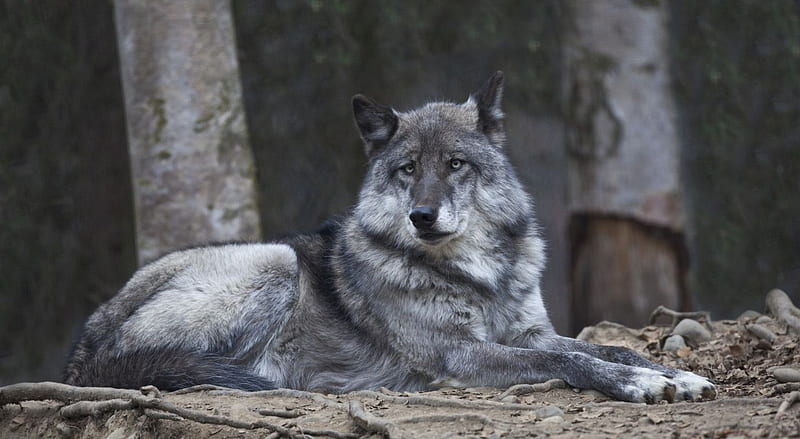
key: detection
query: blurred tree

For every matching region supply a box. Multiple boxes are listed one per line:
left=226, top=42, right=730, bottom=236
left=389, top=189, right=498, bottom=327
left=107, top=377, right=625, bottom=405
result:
left=114, top=0, right=261, bottom=264
left=564, top=0, right=687, bottom=331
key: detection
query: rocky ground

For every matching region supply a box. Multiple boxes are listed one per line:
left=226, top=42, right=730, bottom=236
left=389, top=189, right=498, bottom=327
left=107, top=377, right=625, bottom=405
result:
left=2, top=292, right=799, bottom=438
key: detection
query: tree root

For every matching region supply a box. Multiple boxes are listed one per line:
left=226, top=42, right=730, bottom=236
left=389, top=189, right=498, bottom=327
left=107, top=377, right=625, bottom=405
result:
left=648, top=305, right=712, bottom=331
left=0, top=381, right=146, bottom=405
left=766, top=289, right=800, bottom=334
left=495, top=379, right=566, bottom=400
left=348, top=400, right=402, bottom=438
left=258, top=408, right=304, bottom=418
left=0, top=382, right=358, bottom=439
left=61, top=398, right=135, bottom=418
left=776, top=391, right=800, bottom=418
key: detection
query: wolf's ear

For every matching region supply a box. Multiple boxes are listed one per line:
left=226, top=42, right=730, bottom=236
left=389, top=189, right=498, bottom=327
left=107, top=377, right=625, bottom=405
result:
left=470, top=71, right=505, bottom=146
left=352, top=94, right=398, bottom=156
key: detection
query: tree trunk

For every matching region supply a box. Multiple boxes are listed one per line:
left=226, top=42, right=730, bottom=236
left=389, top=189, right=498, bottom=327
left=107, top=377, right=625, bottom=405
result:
left=563, top=0, right=687, bottom=332
left=114, top=0, right=261, bottom=264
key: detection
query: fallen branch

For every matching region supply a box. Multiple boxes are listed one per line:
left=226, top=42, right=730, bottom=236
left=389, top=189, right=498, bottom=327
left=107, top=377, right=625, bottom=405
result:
left=495, top=379, right=566, bottom=400
left=766, top=289, right=800, bottom=334
left=348, top=400, right=402, bottom=438
left=648, top=306, right=712, bottom=331
left=776, top=391, right=800, bottom=418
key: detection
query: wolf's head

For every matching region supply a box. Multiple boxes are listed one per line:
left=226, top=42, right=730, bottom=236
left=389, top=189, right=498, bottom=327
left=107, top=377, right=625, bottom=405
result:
left=351, top=72, right=532, bottom=253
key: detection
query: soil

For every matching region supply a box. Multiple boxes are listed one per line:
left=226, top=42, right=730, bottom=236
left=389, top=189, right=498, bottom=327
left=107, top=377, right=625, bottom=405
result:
left=2, top=312, right=799, bottom=438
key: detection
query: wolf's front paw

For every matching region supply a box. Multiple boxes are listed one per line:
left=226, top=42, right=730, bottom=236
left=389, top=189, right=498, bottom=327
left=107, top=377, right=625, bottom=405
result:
left=620, top=367, right=676, bottom=404
left=672, top=371, right=716, bottom=401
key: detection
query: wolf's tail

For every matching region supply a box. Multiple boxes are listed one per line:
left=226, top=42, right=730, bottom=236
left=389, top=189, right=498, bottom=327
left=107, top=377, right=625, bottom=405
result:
left=64, top=346, right=274, bottom=391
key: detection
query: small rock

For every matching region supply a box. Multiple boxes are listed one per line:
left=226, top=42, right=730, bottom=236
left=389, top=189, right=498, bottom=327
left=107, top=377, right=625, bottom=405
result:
left=540, top=415, right=565, bottom=424
left=663, top=334, right=687, bottom=353
left=755, top=315, right=773, bottom=324
left=535, top=405, right=564, bottom=419
left=737, top=310, right=762, bottom=321
left=500, top=395, right=520, bottom=403
left=773, top=367, right=800, bottom=383
left=672, top=319, right=711, bottom=343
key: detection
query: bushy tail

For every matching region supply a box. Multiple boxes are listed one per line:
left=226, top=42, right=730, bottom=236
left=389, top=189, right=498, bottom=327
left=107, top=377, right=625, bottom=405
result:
left=64, top=346, right=274, bottom=391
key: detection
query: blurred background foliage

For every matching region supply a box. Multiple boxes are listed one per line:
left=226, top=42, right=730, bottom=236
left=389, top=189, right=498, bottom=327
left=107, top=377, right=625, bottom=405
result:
left=0, top=0, right=798, bottom=383
left=0, top=1, right=135, bottom=382
left=671, top=0, right=800, bottom=315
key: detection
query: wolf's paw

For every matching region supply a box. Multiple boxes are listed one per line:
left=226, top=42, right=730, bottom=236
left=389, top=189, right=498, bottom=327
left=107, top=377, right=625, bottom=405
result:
left=672, top=371, right=716, bottom=401
left=619, top=367, right=677, bottom=404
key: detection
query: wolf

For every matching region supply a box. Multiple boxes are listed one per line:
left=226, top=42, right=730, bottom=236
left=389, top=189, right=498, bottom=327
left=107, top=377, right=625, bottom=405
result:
left=64, top=72, right=715, bottom=403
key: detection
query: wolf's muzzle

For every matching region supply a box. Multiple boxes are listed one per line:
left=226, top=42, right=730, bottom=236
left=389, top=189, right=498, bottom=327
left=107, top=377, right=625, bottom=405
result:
left=409, top=206, right=437, bottom=230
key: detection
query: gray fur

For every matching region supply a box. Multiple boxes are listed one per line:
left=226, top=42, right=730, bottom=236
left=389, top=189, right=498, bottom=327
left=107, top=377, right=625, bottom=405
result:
left=64, top=72, right=715, bottom=403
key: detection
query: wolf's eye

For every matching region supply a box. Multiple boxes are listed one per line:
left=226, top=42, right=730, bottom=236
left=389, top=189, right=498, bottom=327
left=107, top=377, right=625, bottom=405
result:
left=449, top=159, right=463, bottom=170
left=401, top=163, right=415, bottom=175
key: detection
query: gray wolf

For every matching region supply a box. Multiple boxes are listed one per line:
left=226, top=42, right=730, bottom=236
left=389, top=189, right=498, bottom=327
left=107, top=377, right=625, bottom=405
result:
left=64, top=72, right=715, bottom=403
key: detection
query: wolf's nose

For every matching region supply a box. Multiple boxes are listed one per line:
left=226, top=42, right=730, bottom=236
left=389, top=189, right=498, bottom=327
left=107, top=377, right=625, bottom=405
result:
left=409, top=206, right=438, bottom=229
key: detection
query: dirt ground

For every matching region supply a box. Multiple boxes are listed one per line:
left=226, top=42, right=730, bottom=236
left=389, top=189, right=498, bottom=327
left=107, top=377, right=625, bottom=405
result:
left=2, top=311, right=799, bottom=438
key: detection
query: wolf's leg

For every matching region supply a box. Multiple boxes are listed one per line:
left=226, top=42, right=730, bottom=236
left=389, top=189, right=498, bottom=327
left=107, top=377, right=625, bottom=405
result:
left=541, top=336, right=715, bottom=401
left=440, top=342, right=679, bottom=403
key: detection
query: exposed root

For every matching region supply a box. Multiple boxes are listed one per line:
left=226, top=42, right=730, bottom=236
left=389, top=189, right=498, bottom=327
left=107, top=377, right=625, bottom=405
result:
left=348, top=400, right=402, bottom=438
left=143, top=408, right=183, bottom=421
left=766, top=289, right=800, bottom=334
left=0, top=382, right=308, bottom=438
left=258, top=408, right=303, bottom=418
left=397, top=413, right=498, bottom=425
left=61, top=398, right=135, bottom=418
left=776, top=391, right=800, bottom=418
left=648, top=305, right=712, bottom=331
left=169, top=384, right=228, bottom=395
left=495, top=379, right=567, bottom=400
left=0, top=381, right=147, bottom=405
